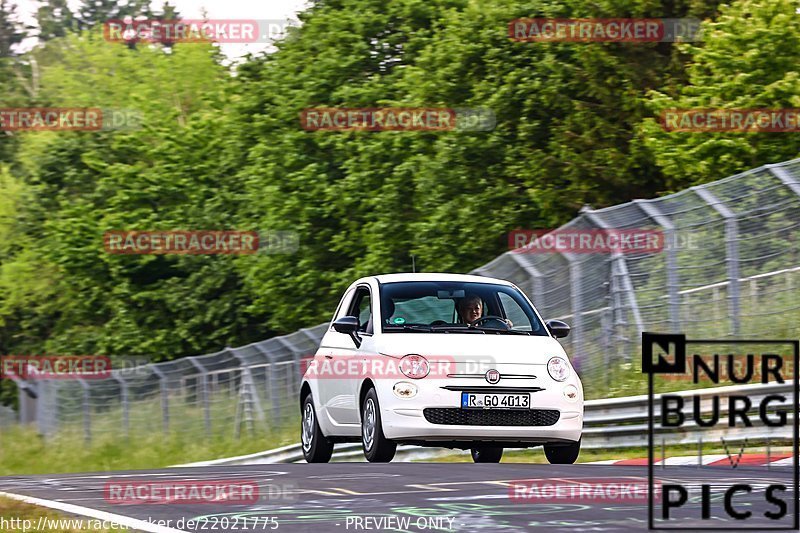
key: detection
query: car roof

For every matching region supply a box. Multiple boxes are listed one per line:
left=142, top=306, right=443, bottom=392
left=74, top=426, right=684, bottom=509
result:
left=368, top=273, right=514, bottom=286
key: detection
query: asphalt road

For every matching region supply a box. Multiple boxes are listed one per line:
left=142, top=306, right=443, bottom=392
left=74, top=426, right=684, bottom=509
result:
left=0, top=463, right=797, bottom=532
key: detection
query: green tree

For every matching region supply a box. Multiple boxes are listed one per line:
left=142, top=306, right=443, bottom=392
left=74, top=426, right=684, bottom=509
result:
left=0, top=0, right=25, bottom=57
left=643, top=0, right=800, bottom=189
left=76, top=0, right=153, bottom=30
left=230, top=0, right=725, bottom=331
left=35, top=0, right=78, bottom=41
left=0, top=30, right=265, bottom=359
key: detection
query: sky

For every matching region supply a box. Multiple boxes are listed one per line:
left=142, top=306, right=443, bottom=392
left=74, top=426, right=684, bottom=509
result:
left=14, top=0, right=311, bottom=59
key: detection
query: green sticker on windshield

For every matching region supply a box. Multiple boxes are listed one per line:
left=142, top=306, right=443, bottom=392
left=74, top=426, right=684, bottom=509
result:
left=393, top=317, right=406, bottom=324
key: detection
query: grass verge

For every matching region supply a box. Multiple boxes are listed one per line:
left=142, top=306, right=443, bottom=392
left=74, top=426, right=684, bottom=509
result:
left=0, top=422, right=299, bottom=476
left=0, top=495, right=128, bottom=532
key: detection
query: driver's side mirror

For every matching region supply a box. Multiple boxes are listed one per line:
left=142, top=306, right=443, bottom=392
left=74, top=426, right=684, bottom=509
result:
left=545, top=319, right=571, bottom=339
left=333, top=316, right=362, bottom=347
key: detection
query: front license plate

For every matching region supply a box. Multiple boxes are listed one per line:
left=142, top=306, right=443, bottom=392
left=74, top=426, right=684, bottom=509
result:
left=461, top=392, right=530, bottom=409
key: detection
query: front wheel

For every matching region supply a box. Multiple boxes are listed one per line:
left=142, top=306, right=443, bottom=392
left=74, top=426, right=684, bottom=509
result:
left=471, top=446, right=503, bottom=463
left=301, top=393, right=334, bottom=463
left=544, top=438, right=581, bottom=464
left=361, top=388, right=396, bottom=462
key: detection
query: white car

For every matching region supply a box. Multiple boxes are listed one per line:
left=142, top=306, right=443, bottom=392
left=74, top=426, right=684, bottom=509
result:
left=299, top=273, right=584, bottom=463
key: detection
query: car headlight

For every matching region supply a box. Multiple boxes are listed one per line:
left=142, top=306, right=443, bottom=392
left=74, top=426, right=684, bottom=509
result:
left=399, top=354, right=430, bottom=379
left=547, top=356, right=571, bottom=382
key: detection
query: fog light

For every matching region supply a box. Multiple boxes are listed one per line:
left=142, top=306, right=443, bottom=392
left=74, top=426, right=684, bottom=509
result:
left=563, top=384, right=579, bottom=402
left=393, top=381, right=418, bottom=399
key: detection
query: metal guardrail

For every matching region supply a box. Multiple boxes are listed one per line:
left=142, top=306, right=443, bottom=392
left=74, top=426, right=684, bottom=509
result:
left=171, top=381, right=794, bottom=465
left=171, top=442, right=451, bottom=466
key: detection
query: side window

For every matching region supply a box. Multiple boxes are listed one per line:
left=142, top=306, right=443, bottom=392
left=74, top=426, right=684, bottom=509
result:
left=498, top=293, right=532, bottom=331
left=348, top=287, right=373, bottom=334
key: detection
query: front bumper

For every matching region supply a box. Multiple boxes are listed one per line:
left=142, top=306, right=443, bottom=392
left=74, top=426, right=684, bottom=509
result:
left=377, top=374, right=583, bottom=443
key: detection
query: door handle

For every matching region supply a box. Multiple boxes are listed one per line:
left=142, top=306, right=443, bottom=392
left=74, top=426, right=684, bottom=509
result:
left=325, top=355, right=333, bottom=359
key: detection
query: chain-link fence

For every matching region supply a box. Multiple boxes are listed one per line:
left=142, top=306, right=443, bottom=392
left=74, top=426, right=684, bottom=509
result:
left=9, top=159, right=800, bottom=441
left=15, top=325, right=328, bottom=441
left=474, top=159, right=800, bottom=398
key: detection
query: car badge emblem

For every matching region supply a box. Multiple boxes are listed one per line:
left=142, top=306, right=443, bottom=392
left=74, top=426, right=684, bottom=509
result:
left=485, top=369, right=500, bottom=384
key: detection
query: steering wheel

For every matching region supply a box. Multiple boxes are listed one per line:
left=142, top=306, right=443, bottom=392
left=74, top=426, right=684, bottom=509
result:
left=471, top=316, right=511, bottom=329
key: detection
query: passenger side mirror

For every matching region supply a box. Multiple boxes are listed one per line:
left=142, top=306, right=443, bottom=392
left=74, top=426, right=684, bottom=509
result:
left=333, top=316, right=362, bottom=347
left=545, top=319, right=571, bottom=339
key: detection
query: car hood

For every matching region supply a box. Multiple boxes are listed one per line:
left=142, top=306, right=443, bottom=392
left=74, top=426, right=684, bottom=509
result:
left=373, top=332, right=568, bottom=365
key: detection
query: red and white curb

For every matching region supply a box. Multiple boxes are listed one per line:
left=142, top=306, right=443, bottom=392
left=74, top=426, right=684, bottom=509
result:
left=584, top=453, right=794, bottom=467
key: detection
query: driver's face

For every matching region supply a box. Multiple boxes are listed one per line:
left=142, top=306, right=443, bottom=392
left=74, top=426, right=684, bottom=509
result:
left=462, top=301, right=482, bottom=324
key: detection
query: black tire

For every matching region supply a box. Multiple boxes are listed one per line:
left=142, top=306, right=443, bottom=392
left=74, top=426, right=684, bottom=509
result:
left=361, top=388, right=396, bottom=462
left=544, top=438, right=581, bottom=464
left=471, top=446, right=503, bottom=463
left=301, top=393, right=334, bottom=463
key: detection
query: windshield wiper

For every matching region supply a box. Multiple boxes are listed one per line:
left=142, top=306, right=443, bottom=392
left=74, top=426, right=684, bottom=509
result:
left=473, top=328, right=532, bottom=335
left=430, top=324, right=468, bottom=331
left=430, top=324, right=485, bottom=334
left=383, top=324, right=432, bottom=332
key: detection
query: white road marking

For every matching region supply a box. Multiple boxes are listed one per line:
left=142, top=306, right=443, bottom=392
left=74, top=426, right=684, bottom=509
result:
left=0, top=490, right=189, bottom=533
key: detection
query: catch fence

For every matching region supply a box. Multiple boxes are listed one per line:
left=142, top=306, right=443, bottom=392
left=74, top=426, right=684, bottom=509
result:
left=9, top=159, right=800, bottom=441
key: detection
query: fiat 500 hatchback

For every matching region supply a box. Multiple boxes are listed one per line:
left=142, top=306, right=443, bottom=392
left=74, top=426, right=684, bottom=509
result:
left=299, top=273, right=583, bottom=463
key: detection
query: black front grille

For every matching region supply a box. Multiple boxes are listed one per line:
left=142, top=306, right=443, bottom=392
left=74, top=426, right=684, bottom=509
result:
left=423, top=408, right=560, bottom=426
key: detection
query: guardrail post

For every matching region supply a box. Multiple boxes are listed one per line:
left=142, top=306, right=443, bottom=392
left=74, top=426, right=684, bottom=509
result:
left=693, top=186, right=740, bottom=335
left=77, top=378, right=91, bottom=443
left=15, top=378, right=37, bottom=425
left=38, top=380, right=58, bottom=437
left=151, top=366, right=170, bottom=433
left=766, top=163, right=800, bottom=197
left=275, top=336, right=301, bottom=426
left=566, top=255, right=584, bottom=364
left=581, top=207, right=644, bottom=362
left=767, top=164, right=800, bottom=306
left=697, top=436, right=702, bottom=468
left=601, top=307, right=613, bottom=390
left=508, top=252, right=546, bottom=312
left=230, top=351, right=267, bottom=436
left=254, top=345, right=281, bottom=427
left=767, top=436, right=771, bottom=470
left=188, top=357, right=211, bottom=436
left=113, top=375, right=129, bottom=438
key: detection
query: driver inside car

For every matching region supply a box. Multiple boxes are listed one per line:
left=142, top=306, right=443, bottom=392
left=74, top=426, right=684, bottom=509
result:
left=456, top=294, right=512, bottom=327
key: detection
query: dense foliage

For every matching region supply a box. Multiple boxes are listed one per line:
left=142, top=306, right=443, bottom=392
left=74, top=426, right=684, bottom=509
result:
left=0, top=0, right=798, bottom=376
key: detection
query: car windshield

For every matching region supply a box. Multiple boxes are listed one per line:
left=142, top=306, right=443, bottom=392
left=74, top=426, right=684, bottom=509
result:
left=380, top=281, right=548, bottom=335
